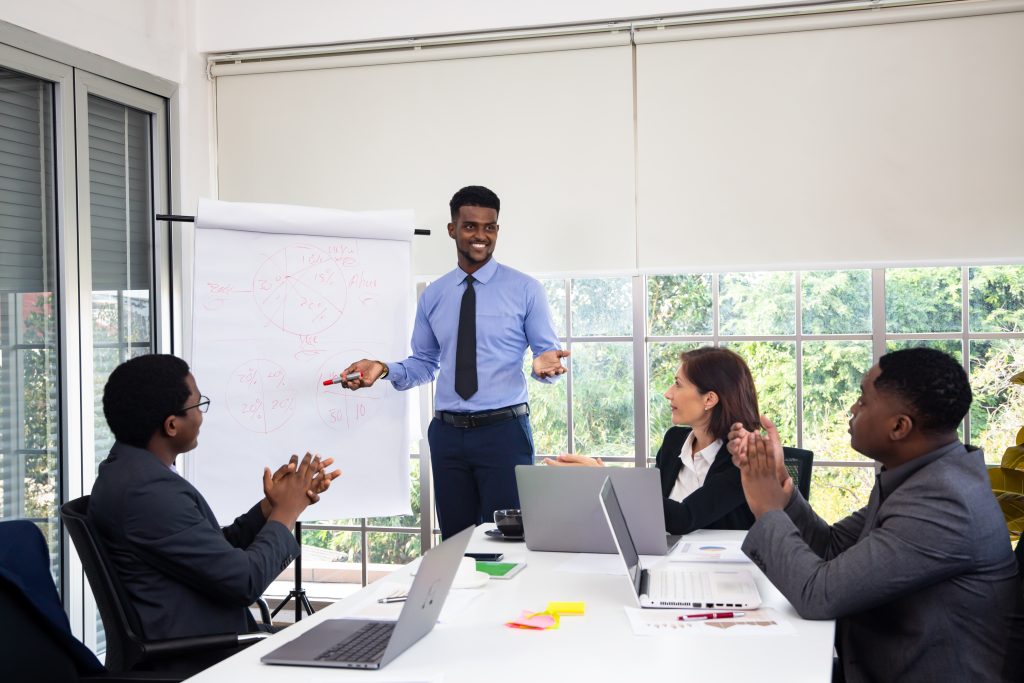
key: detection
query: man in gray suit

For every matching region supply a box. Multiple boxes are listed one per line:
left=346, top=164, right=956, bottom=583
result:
left=730, top=348, right=1019, bottom=682
left=90, top=354, right=340, bottom=640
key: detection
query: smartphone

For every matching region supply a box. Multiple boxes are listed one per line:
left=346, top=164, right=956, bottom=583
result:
left=465, top=552, right=504, bottom=562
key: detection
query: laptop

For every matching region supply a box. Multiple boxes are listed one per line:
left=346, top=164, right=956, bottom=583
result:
left=261, top=525, right=473, bottom=670
left=598, top=477, right=762, bottom=610
left=516, top=465, right=679, bottom=555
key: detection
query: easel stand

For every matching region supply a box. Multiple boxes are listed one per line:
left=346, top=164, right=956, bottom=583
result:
left=270, top=521, right=315, bottom=622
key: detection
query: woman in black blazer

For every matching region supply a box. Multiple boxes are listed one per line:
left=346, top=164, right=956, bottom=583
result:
left=545, top=347, right=761, bottom=534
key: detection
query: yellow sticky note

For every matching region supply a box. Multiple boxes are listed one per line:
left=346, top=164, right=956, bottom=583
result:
left=546, top=601, right=585, bottom=616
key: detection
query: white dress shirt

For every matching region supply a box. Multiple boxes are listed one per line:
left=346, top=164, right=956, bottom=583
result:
left=667, top=431, right=722, bottom=502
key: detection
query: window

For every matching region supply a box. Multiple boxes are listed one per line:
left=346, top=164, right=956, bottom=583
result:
left=0, top=39, right=172, bottom=653
left=0, top=65, right=60, bottom=582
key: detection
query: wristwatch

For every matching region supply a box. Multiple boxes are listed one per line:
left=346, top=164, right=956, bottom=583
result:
left=378, top=361, right=389, bottom=379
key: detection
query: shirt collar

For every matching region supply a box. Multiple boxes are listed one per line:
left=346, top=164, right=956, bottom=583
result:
left=458, top=257, right=498, bottom=285
left=679, top=430, right=722, bottom=467
left=878, top=440, right=964, bottom=500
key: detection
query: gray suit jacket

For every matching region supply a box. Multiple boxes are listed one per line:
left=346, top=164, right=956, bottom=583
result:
left=89, top=442, right=298, bottom=640
left=742, top=441, right=1019, bottom=683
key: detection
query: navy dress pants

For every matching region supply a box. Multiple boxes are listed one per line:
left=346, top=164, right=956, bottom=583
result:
left=427, top=414, right=535, bottom=540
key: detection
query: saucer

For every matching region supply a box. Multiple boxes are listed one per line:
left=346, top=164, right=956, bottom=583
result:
left=452, top=570, right=490, bottom=589
left=485, top=528, right=524, bottom=541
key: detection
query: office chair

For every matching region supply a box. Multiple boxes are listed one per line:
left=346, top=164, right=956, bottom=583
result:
left=782, top=446, right=814, bottom=501
left=0, top=519, right=180, bottom=682
left=61, top=496, right=265, bottom=677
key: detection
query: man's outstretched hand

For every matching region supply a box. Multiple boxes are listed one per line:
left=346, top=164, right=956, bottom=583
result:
left=532, top=349, right=571, bottom=378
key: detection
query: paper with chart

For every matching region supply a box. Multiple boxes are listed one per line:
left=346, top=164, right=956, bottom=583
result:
left=189, top=198, right=415, bottom=523
left=670, top=540, right=751, bottom=564
left=624, top=607, right=796, bottom=637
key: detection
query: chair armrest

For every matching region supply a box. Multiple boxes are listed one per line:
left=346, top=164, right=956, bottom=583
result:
left=137, top=631, right=268, bottom=659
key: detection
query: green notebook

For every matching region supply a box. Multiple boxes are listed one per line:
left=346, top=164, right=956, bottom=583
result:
left=475, top=561, right=526, bottom=579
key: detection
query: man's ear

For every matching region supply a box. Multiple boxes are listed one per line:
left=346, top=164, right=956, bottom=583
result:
left=162, top=413, right=179, bottom=438
left=447, top=222, right=456, bottom=239
left=890, top=413, right=914, bottom=441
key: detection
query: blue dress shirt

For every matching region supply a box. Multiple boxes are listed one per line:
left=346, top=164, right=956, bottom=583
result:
left=387, top=259, right=561, bottom=412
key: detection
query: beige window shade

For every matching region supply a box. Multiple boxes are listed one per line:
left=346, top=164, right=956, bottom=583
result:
left=215, top=38, right=636, bottom=277
left=634, top=11, right=1024, bottom=270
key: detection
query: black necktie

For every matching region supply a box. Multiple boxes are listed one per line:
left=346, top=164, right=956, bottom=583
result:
left=455, top=275, right=477, bottom=400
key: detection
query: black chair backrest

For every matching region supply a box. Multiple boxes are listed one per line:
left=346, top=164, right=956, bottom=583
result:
left=61, top=495, right=145, bottom=672
left=783, top=447, right=814, bottom=501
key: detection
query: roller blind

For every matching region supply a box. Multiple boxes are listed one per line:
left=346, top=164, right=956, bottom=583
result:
left=215, top=37, right=637, bottom=276
left=88, top=95, right=152, bottom=291
left=634, top=12, right=1024, bottom=269
left=0, top=68, right=54, bottom=292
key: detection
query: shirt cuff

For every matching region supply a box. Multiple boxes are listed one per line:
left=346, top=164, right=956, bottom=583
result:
left=384, top=360, right=408, bottom=385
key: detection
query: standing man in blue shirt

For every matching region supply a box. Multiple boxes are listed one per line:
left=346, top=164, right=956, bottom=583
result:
left=341, top=186, right=569, bottom=538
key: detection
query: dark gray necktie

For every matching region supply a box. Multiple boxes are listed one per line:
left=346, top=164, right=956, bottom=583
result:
left=454, top=275, right=477, bottom=400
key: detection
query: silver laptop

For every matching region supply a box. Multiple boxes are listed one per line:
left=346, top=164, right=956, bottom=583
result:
left=261, top=525, right=473, bottom=670
left=599, top=477, right=761, bottom=610
left=517, top=465, right=679, bottom=555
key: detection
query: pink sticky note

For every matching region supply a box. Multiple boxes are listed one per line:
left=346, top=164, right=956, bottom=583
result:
left=505, top=610, right=557, bottom=630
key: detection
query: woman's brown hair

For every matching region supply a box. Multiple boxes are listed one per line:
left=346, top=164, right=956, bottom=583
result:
left=679, top=347, right=760, bottom=440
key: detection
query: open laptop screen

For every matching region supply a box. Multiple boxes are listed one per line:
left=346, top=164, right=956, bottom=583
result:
left=599, top=477, right=642, bottom=597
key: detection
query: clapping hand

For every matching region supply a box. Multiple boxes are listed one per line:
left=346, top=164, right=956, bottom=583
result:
left=732, top=416, right=793, bottom=518
left=307, top=455, right=342, bottom=503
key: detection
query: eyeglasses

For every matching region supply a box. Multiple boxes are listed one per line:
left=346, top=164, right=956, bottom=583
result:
left=179, top=396, right=211, bottom=414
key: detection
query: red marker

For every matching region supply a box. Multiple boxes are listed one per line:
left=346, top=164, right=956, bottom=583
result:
left=323, top=372, right=362, bottom=386
left=677, top=611, right=745, bottom=621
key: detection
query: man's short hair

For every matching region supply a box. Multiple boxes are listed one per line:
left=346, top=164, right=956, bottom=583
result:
left=875, top=347, right=972, bottom=434
left=449, top=185, right=500, bottom=220
left=103, top=354, right=191, bottom=448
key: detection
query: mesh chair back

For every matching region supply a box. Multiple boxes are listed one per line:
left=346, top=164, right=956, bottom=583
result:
left=61, top=495, right=145, bottom=672
left=782, top=447, right=814, bottom=501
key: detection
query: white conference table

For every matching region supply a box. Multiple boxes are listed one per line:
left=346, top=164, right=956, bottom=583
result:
left=187, top=527, right=835, bottom=682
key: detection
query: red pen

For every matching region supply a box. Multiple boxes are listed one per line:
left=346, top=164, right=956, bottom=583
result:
left=323, top=371, right=362, bottom=386
left=677, top=611, right=745, bottom=621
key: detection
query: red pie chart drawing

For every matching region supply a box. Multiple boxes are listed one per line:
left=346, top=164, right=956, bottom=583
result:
left=225, top=359, right=297, bottom=434
left=252, top=245, right=348, bottom=336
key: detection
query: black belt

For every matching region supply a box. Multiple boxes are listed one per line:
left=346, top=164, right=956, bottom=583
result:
left=434, top=403, right=529, bottom=429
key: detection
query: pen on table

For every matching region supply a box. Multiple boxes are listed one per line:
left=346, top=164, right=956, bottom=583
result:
left=677, top=611, right=745, bottom=621
left=377, top=596, right=407, bottom=604
left=323, top=372, right=362, bottom=386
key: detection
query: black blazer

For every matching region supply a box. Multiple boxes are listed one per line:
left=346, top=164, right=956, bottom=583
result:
left=89, top=442, right=298, bottom=640
left=656, top=426, right=755, bottom=535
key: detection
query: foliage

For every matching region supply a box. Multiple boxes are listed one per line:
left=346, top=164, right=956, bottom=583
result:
left=302, top=460, right=423, bottom=566
left=720, top=272, right=795, bottom=336
left=885, top=267, right=961, bottom=333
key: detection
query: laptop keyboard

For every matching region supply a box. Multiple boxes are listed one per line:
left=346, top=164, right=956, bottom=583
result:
left=315, top=622, right=395, bottom=663
left=649, top=569, right=711, bottom=601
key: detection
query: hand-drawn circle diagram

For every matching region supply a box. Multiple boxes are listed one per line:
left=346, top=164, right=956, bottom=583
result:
left=252, top=244, right=348, bottom=336
left=226, top=359, right=298, bottom=434
left=316, top=350, right=387, bottom=431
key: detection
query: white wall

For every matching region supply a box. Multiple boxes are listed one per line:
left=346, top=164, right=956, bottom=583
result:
left=0, top=0, right=216, bottom=214
left=1, top=1, right=187, bottom=82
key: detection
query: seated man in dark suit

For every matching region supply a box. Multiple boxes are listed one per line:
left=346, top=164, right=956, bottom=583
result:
left=90, top=354, right=340, bottom=640
left=730, top=348, right=1019, bottom=683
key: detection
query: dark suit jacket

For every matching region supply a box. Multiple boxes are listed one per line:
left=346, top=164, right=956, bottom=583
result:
left=743, top=441, right=1020, bottom=682
left=89, top=442, right=298, bottom=640
left=656, top=426, right=755, bottom=535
